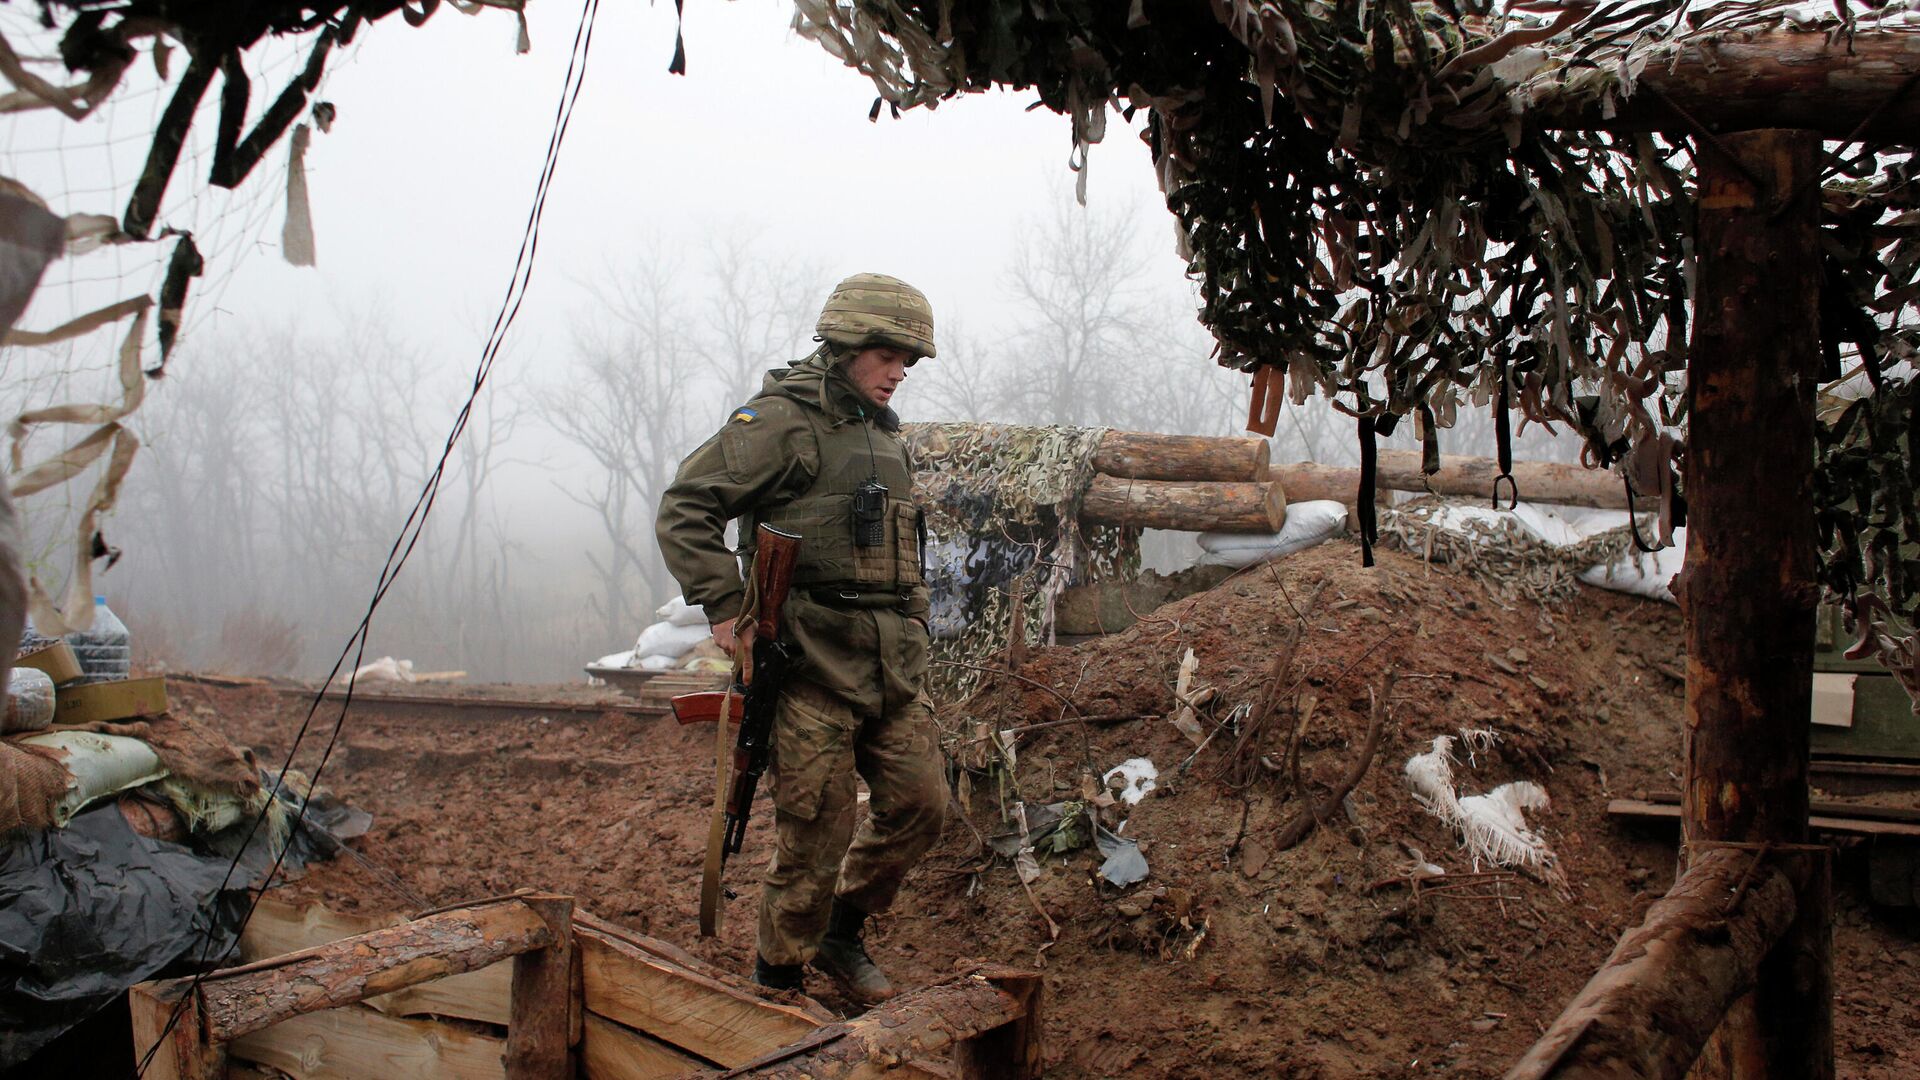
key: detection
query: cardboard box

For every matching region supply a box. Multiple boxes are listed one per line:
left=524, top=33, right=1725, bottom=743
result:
left=17, top=641, right=83, bottom=685
left=53, top=675, right=168, bottom=726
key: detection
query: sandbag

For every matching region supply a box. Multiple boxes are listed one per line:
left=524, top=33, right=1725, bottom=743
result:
left=653, top=595, right=709, bottom=628
left=1195, top=500, right=1348, bottom=568
left=16, top=730, right=167, bottom=827
left=3, top=667, right=54, bottom=733
left=633, top=619, right=709, bottom=660
left=1579, top=526, right=1685, bottom=603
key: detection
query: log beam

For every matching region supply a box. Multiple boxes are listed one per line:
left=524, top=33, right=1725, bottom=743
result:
left=708, top=966, right=1041, bottom=1079
left=507, top=894, right=579, bottom=1079
left=1080, top=475, right=1286, bottom=532
left=1504, top=848, right=1802, bottom=1080
left=1678, top=128, right=1830, bottom=1080
left=1562, top=31, right=1920, bottom=140
left=1275, top=451, right=1643, bottom=511
left=192, top=898, right=554, bottom=1043
left=1090, top=430, right=1270, bottom=482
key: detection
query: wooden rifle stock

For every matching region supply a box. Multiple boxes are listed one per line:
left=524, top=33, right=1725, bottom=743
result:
left=750, top=524, right=802, bottom=652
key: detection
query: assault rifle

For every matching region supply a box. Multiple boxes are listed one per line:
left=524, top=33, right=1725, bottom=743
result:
left=671, top=523, right=801, bottom=870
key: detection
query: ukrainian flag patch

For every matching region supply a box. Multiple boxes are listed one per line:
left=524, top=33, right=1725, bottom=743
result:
left=730, top=406, right=758, bottom=424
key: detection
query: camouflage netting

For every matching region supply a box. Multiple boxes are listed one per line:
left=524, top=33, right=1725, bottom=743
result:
left=1378, top=496, right=1639, bottom=606
left=794, top=0, right=1920, bottom=705
left=902, top=422, right=1138, bottom=699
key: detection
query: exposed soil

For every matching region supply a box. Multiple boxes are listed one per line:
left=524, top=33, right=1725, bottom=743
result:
left=184, top=541, right=1919, bottom=1079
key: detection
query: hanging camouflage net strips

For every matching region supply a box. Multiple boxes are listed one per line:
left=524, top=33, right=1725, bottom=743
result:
left=796, top=0, right=1920, bottom=707
left=903, top=422, right=1138, bottom=700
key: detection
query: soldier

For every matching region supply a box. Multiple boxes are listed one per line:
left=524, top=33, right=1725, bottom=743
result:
left=655, top=273, right=947, bottom=1004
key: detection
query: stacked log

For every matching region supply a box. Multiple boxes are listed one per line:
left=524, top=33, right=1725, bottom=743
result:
left=1078, top=432, right=1284, bottom=533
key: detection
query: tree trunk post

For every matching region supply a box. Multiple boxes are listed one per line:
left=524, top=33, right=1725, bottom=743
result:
left=506, top=893, right=578, bottom=1079
left=1681, top=127, right=1830, bottom=1080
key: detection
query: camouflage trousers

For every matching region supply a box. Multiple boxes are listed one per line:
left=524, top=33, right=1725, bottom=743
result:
left=757, top=678, right=946, bottom=966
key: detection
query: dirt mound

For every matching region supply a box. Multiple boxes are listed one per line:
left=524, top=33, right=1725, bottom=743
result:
left=185, top=540, right=1918, bottom=1079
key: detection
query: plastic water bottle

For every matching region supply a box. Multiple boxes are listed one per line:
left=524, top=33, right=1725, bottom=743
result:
left=65, top=596, right=131, bottom=681
left=18, top=616, right=59, bottom=656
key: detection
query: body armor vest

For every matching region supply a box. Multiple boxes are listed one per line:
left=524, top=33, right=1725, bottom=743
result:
left=743, top=404, right=924, bottom=596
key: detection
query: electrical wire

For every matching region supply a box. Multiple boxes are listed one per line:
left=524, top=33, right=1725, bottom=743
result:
left=131, top=0, right=603, bottom=1071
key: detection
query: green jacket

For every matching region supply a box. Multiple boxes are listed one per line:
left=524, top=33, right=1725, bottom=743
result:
left=655, top=350, right=931, bottom=716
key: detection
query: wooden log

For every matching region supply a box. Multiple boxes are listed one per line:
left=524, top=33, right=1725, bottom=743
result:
left=1274, top=451, right=1640, bottom=510
left=195, top=899, right=553, bottom=1043
left=226, top=1002, right=506, bottom=1080
left=239, top=895, right=512, bottom=1025
left=1504, top=848, right=1801, bottom=1080
left=129, top=978, right=225, bottom=1080
left=1079, top=475, right=1286, bottom=532
left=1679, top=129, right=1829, bottom=1080
left=506, top=894, right=578, bottom=1080
left=707, top=967, right=1035, bottom=1079
left=1090, top=430, right=1270, bottom=482
left=1548, top=32, right=1920, bottom=141
left=577, top=927, right=819, bottom=1067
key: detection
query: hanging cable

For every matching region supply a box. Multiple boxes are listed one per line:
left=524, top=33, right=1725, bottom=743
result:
left=132, top=0, right=602, bottom=1072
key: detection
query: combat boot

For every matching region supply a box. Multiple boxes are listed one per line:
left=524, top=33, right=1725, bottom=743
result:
left=811, top=899, right=895, bottom=1005
left=752, top=955, right=805, bottom=992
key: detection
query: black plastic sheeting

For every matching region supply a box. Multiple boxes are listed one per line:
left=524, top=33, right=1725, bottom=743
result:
left=0, top=776, right=366, bottom=1071
left=0, top=805, right=245, bottom=1069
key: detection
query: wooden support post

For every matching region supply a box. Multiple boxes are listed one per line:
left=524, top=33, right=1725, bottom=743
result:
left=507, top=893, right=579, bottom=1079
left=1679, top=128, right=1829, bottom=1080
left=129, top=978, right=226, bottom=1080
left=954, top=968, right=1044, bottom=1080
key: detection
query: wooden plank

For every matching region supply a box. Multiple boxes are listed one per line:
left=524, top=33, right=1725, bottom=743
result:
left=581, top=1013, right=710, bottom=1080
left=1607, top=799, right=1920, bottom=839
left=1637, top=790, right=1920, bottom=826
left=227, top=1004, right=505, bottom=1080
left=578, top=930, right=818, bottom=1067
left=241, top=895, right=511, bottom=1025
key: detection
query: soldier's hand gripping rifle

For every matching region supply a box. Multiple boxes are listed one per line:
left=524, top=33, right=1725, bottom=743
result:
left=669, top=523, right=801, bottom=935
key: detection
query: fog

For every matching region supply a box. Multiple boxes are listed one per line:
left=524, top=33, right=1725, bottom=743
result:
left=0, top=1, right=1582, bottom=682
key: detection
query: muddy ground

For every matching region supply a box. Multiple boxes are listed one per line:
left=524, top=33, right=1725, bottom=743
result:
left=184, top=541, right=1918, bottom=1078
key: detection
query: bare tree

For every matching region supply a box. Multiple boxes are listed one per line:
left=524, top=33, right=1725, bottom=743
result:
left=695, top=232, right=828, bottom=410
left=544, top=255, right=696, bottom=645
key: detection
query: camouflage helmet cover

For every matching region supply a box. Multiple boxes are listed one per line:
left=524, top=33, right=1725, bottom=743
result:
left=815, top=272, right=936, bottom=360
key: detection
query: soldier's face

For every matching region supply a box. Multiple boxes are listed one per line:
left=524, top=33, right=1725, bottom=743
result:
left=844, top=347, right=912, bottom=409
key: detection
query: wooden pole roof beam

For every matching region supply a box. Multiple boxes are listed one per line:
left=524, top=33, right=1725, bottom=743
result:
left=1545, top=31, right=1920, bottom=141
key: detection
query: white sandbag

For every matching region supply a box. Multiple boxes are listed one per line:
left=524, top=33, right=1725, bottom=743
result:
left=653, top=595, right=708, bottom=628
left=634, top=619, right=711, bottom=660
left=20, top=730, right=168, bottom=827
left=1196, top=499, right=1348, bottom=568
left=635, top=653, right=680, bottom=671
left=1579, top=526, right=1686, bottom=603
left=591, top=650, right=635, bottom=669
left=339, top=656, right=414, bottom=684
left=3, top=666, right=54, bottom=733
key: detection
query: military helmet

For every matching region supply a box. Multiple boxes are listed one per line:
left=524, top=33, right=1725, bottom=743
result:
left=815, top=273, right=936, bottom=360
